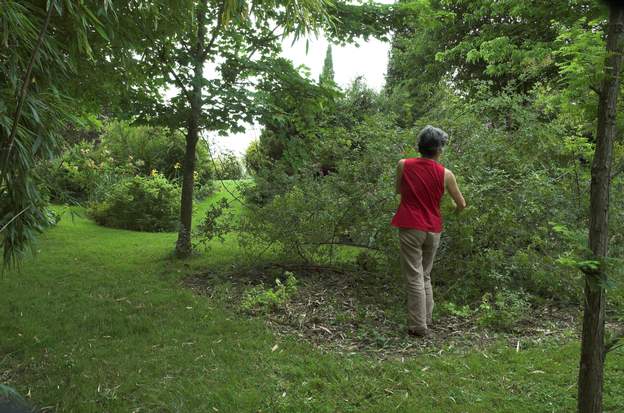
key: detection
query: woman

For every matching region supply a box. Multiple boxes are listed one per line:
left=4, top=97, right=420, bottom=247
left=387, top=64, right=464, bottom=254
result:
left=391, top=125, right=466, bottom=337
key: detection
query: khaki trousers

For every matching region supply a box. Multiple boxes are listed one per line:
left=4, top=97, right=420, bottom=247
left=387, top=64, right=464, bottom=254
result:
left=399, top=228, right=441, bottom=332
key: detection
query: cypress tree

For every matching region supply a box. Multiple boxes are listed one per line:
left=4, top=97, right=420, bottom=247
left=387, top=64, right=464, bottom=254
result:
left=319, top=44, right=335, bottom=85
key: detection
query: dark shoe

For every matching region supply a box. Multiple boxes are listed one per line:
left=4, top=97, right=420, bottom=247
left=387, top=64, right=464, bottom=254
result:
left=408, top=328, right=429, bottom=338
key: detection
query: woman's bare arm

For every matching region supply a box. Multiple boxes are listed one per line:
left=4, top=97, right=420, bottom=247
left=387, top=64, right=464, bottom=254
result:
left=444, top=168, right=466, bottom=212
left=395, top=159, right=405, bottom=194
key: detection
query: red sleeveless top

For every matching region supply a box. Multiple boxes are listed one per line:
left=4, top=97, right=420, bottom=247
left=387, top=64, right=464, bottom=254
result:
left=391, top=157, right=445, bottom=233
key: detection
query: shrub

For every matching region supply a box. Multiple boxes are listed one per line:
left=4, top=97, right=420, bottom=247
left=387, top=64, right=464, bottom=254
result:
left=242, top=81, right=594, bottom=309
left=89, top=173, right=180, bottom=232
left=241, top=272, right=298, bottom=312
left=355, top=251, right=379, bottom=272
left=42, top=121, right=216, bottom=204
left=244, top=140, right=267, bottom=176
left=194, top=181, right=216, bottom=201
left=194, top=197, right=235, bottom=248
left=439, top=302, right=472, bottom=318
left=240, top=113, right=404, bottom=262
left=43, top=141, right=109, bottom=203
left=213, top=151, right=243, bottom=180
left=101, top=121, right=214, bottom=187
left=476, top=291, right=531, bottom=332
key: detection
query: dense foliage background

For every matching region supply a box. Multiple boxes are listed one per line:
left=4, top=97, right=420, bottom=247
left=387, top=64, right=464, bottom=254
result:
left=232, top=0, right=624, bottom=322
left=2, top=1, right=624, bottom=411
left=4, top=0, right=621, bottom=322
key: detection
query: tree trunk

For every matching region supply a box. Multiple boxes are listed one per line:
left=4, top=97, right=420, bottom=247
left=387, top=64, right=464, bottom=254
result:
left=175, top=116, right=199, bottom=257
left=175, top=3, right=207, bottom=258
left=578, top=4, right=624, bottom=413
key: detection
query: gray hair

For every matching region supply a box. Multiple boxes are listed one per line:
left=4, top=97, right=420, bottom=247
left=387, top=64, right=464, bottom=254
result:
left=417, top=125, right=448, bottom=158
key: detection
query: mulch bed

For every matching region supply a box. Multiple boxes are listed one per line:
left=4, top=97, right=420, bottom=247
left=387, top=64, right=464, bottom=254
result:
left=185, top=263, right=588, bottom=359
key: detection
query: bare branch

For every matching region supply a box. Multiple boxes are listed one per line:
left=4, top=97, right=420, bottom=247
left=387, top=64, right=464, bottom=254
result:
left=0, top=207, right=30, bottom=233
left=166, top=62, right=193, bottom=103
left=311, top=241, right=381, bottom=251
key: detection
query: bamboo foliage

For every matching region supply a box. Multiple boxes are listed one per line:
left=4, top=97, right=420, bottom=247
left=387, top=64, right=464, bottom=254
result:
left=0, top=0, right=112, bottom=267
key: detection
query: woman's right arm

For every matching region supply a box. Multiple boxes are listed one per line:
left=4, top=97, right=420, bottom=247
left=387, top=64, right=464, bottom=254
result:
left=444, top=168, right=466, bottom=212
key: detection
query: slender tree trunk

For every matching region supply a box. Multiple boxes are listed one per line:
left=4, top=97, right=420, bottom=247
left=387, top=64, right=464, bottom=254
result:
left=578, top=4, right=624, bottom=413
left=175, top=3, right=207, bottom=258
left=175, top=114, right=200, bottom=257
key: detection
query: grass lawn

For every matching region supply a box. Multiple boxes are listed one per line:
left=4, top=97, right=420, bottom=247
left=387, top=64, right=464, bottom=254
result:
left=1, top=183, right=623, bottom=412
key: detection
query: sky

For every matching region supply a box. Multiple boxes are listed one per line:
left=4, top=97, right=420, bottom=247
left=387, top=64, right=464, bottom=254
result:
left=207, top=24, right=393, bottom=156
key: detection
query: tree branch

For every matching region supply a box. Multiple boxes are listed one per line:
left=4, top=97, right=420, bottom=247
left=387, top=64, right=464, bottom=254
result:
left=311, top=241, right=381, bottom=251
left=202, top=1, right=225, bottom=60
left=245, top=27, right=281, bottom=61
left=201, top=136, right=249, bottom=208
left=589, top=84, right=601, bottom=97
left=165, top=60, right=193, bottom=103
left=137, top=27, right=193, bottom=103
left=0, top=207, right=30, bottom=233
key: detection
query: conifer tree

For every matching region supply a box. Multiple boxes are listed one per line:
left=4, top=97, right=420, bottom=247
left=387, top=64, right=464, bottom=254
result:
left=319, top=44, right=335, bottom=85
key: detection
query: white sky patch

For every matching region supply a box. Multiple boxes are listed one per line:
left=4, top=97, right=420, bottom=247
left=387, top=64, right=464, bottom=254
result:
left=202, top=0, right=397, bottom=156
left=209, top=32, right=393, bottom=156
left=282, top=35, right=391, bottom=91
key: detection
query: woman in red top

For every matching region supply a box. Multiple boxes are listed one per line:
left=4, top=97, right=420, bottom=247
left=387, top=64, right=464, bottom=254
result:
left=392, top=126, right=466, bottom=337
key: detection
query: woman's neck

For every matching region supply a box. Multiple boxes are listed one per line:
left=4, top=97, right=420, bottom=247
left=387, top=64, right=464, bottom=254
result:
left=421, top=155, right=440, bottom=162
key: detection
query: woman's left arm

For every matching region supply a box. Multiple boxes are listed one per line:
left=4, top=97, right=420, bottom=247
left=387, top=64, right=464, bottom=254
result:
left=395, top=159, right=405, bottom=195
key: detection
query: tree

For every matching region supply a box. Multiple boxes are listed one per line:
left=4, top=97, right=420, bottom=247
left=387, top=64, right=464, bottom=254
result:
left=385, top=0, right=605, bottom=124
left=578, top=2, right=624, bottom=412
left=319, top=44, right=335, bottom=85
left=244, top=140, right=265, bottom=176
left=0, top=0, right=411, bottom=265
left=121, top=0, right=331, bottom=258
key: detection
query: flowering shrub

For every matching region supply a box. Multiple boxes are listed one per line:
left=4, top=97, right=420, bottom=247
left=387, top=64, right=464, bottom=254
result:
left=43, top=142, right=108, bottom=203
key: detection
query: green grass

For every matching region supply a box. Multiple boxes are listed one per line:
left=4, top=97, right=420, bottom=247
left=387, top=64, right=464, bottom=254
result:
left=1, top=183, right=623, bottom=412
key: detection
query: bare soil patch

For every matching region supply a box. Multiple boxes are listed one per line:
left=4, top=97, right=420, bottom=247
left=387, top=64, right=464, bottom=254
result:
left=185, top=263, right=584, bottom=358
